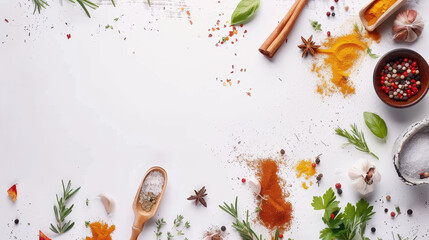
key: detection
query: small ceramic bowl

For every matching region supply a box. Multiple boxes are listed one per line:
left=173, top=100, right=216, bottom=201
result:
left=373, top=48, right=429, bottom=108
left=393, top=116, right=429, bottom=185
left=359, top=0, right=407, bottom=32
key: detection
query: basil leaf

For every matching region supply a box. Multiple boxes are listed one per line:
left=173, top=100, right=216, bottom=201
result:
left=231, top=0, right=260, bottom=25
left=363, top=112, right=388, bottom=141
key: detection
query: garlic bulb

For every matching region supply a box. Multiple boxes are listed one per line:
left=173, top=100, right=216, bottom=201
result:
left=348, top=159, right=381, bottom=195
left=393, top=9, right=424, bottom=42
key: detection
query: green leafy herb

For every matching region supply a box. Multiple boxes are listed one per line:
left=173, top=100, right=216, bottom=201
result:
left=312, top=188, right=375, bottom=240
left=395, top=206, right=401, bottom=215
left=105, top=25, right=113, bottom=29
left=49, top=180, right=81, bottom=234
left=310, top=20, right=322, bottom=31
left=33, top=0, right=49, bottom=14
left=231, top=0, right=260, bottom=25
left=85, top=221, right=90, bottom=228
left=255, top=206, right=262, bottom=213
left=335, top=124, right=379, bottom=159
left=367, top=48, right=379, bottom=59
left=390, top=233, right=417, bottom=240
left=363, top=112, right=388, bottom=141
left=147, top=0, right=151, bottom=7
left=85, top=198, right=89, bottom=206
left=155, top=218, right=166, bottom=240
left=32, top=0, right=116, bottom=17
left=353, top=22, right=363, bottom=36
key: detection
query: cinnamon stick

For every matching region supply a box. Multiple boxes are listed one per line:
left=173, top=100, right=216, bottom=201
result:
left=259, top=0, right=309, bottom=58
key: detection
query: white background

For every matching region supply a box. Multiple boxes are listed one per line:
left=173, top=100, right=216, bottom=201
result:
left=1, top=0, right=429, bottom=239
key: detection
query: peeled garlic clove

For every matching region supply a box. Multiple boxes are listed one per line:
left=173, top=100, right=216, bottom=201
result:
left=99, top=194, right=115, bottom=215
left=248, top=178, right=261, bottom=196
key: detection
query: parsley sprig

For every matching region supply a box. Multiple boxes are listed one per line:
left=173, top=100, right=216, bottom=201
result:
left=312, top=188, right=375, bottom=240
left=310, top=20, right=322, bottom=31
left=50, top=180, right=80, bottom=234
left=335, top=124, right=379, bottom=159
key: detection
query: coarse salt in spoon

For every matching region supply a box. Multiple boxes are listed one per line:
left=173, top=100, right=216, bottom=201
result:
left=130, top=166, right=167, bottom=240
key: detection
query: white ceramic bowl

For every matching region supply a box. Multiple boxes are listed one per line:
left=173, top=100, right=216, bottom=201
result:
left=359, top=0, right=408, bottom=32
left=393, top=116, right=429, bottom=185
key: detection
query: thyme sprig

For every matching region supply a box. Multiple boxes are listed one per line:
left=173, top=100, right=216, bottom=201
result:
left=155, top=215, right=190, bottom=240
left=220, top=197, right=283, bottom=240
left=335, top=124, right=379, bottom=159
left=155, top=219, right=166, bottom=240
left=49, top=180, right=80, bottom=234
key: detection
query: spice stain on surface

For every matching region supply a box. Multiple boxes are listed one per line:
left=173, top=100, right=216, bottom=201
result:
left=256, top=159, right=292, bottom=232
left=295, top=159, right=317, bottom=190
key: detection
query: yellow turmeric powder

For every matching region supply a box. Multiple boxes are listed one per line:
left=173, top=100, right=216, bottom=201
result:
left=85, top=222, right=115, bottom=240
left=364, top=0, right=397, bottom=26
left=313, top=29, right=373, bottom=97
left=295, top=159, right=316, bottom=180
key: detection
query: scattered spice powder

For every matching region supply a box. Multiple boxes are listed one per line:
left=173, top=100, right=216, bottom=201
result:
left=256, top=159, right=292, bottom=232
left=85, top=222, right=115, bottom=240
left=312, top=29, right=375, bottom=97
left=295, top=159, right=317, bottom=189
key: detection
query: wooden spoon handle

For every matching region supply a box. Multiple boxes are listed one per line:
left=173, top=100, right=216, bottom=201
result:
left=130, top=225, right=144, bottom=240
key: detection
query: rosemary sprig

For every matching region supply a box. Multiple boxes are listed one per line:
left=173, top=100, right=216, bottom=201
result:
left=220, top=197, right=263, bottom=240
left=335, top=124, right=379, bottom=159
left=49, top=180, right=80, bottom=234
left=367, top=47, right=379, bottom=59
left=33, top=0, right=49, bottom=14
left=32, top=0, right=116, bottom=17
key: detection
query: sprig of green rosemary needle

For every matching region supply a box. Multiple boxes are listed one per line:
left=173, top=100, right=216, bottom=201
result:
left=33, top=0, right=49, bottom=14
left=220, top=197, right=263, bottom=240
left=32, top=0, right=116, bottom=17
left=50, top=180, right=80, bottom=234
left=367, top=48, right=379, bottom=59
left=335, top=124, right=379, bottom=159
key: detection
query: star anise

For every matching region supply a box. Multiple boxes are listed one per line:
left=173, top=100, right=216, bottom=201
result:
left=187, top=186, right=207, bottom=207
left=297, top=35, right=320, bottom=57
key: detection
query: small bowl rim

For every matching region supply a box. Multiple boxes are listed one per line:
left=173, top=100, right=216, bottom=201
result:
left=373, top=48, right=429, bottom=108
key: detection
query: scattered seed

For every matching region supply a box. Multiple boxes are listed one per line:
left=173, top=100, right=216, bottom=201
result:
left=241, top=178, right=246, bottom=183
left=280, top=149, right=285, bottom=155
left=391, top=211, right=396, bottom=217
left=384, top=208, right=388, bottom=213
left=371, top=227, right=376, bottom=233
left=14, top=219, right=19, bottom=225
left=344, top=6, right=349, bottom=11
left=337, top=188, right=343, bottom=195
left=332, top=12, right=335, bottom=17
left=221, top=226, right=226, bottom=231
left=335, top=183, right=341, bottom=189
left=407, top=209, right=413, bottom=215
left=386, top=195, right=391, bottom=201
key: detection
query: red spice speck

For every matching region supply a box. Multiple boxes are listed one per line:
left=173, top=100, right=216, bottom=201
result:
left=246, top=92, right=251, bottom=96
left=208, top=34, right=213, bottom=37
left=237, top=80, right=240, bottom=84
left=232, top=65, right=234, bottom=68
left=5, top=19, right=9, bottom=23
left=240, top=24, right=243, bottom=27
left=189, top=20, right=193, bottom=25
left=66, top=34, right=71, bottom=39
left=241, top=178, right=246, bottom=183
left=244, top=30, right=247, bottom=33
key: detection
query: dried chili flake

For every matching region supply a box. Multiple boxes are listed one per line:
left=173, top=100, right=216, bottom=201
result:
left=39, top=230, right=51, bottom=240
left=244, top=30, right=247, bottom=34
left=246, top=92, right=251, bottom=96
left=240, top=24, right=243, bottom=27
left=208, top=34, right=213, bottom=37
left=7, top=184, right=17, bottom=202
left=66, top=34, right=71, bottom=39
left=186, top=10, right=190, bottom=16
left=5, top=19, right=9, bottom=23
left=189, top=20, right=193, bottom=25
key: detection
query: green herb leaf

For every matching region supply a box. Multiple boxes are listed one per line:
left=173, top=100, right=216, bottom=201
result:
left=231, top=0, right=260, bottom=25
left=363, top=112, right=388, bottom=141
left=367, top=48, right=379, bottom=59
left=310, top=20, right=322, bottom=31
left=50, top=180, right=80, bottom=234
left=395, top=206, right=401, bottom=215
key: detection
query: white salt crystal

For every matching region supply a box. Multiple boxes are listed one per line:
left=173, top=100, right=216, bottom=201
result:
left=399, top=128, right=429, bottom=179
left=141, top=170, right=164, bottom=196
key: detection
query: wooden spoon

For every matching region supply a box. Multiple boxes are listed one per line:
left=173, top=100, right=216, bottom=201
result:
left=130, top=166, right=167, bottom=240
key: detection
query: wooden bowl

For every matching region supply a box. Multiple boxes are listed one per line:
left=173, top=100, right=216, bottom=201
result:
left=359, top=0, right=407, bottom=32
left=373, top=48, right=429, bottom=108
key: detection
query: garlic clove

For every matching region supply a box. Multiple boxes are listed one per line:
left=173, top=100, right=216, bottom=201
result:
left=248, top=178, right=261, bottom=196
left=99, top=194, right=115, bottom=215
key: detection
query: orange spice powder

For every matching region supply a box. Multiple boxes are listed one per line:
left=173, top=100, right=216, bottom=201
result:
left=257, top=159, right=293, bottom=232
left=85, top=222, right=115, bottom=240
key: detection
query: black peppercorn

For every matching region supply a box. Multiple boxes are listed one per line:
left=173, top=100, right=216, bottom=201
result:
left=221, top=226, right=226, bottom=231
left=371, top=227, right=376, bottom=233
left=280, top=149, right=285, bottom=155
left=14, top=219, right=19, bottom=225
left=332, top=12, right=335, bottom=17
left=337, top=188, right=342, bottom=195
left=407, top=209, right=413, bottom=215
left=384, top=208, right=388, bottom=213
